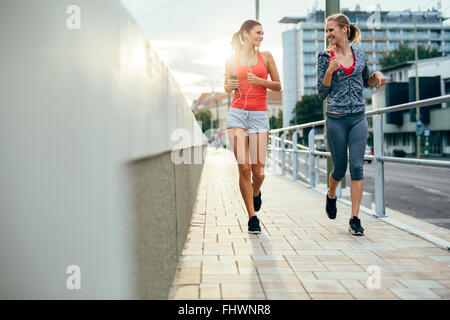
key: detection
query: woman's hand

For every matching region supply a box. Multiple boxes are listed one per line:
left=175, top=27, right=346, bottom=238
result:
left=327, top=57, right=341, bottom=73
left=225, top=79, right=239, bottom=91
left=373, top=71, right=386, bottom=89
left=247, top=73, right=261, bottom=85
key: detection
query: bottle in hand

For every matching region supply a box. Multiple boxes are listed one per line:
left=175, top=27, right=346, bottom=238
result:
left=229, top=74, right=239, bottom=92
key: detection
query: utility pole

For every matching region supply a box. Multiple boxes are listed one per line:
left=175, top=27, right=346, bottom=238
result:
left=212, top=87, right=219, bottom=129
left=256, top=0, right=259, bottom=21
left=413, top=13, right=421, bottom=159
left=325, top=0, right=342, bottom=188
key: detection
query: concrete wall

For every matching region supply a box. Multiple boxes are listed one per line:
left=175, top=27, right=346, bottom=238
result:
left=0, top=0, right=205, bottom=299
left=129, top=147, right=205, bottom=299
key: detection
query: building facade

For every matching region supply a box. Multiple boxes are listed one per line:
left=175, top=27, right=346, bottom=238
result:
left=371, top=56, right=450, bottom=157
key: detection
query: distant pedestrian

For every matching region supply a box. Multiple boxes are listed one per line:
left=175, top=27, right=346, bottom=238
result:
left=224, top=20, right=282, bottom=234
left=214, top=130, right=221, bottom=150
left=317, top=13, right=386, bottom=235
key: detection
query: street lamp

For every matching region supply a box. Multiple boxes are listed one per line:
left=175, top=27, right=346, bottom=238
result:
left=391, top=10, right=422, bottom=158
left=413, top=13, right=421, bottom=159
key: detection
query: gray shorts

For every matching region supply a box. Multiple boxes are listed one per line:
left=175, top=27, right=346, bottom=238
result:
left=226, top=107, right=270, bottom=134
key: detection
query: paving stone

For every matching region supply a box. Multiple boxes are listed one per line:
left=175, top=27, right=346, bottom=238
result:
left=397, top=279, right=445, bottom=289
left=391, top=288, right=441, bottom=300
left=309, top=293, right=354, bottom=300
left=348, top=288, right=398, bottom=300
left=170, top=285, right=199, bottom=300
left=266, top=292, right=310, bottom=300
left=301, top=279, right=347, bottom=293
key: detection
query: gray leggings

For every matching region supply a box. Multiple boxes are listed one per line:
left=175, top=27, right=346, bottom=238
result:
left=325, top=111, right=368, bottom=181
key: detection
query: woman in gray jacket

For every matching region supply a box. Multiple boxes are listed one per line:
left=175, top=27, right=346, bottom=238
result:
left=317, top=13, right=386, bottom=235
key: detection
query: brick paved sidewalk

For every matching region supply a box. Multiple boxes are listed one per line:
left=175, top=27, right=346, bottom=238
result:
left=168, top=147, right=450, bottom=300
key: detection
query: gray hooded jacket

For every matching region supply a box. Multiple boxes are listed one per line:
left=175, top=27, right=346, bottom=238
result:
left=317, top=47, right=371, bottom=113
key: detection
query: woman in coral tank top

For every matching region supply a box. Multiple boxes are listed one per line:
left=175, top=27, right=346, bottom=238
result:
left=224, top=20, right=281, bottom=234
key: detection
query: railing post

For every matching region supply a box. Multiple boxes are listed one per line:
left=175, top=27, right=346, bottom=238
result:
left=271, top=133, right=277, bottom=173
left=373, top=114, right=386, bottom=217
left=315, top=154, right=320, bottom=186
left=292, top=131, right=298, bottom=181
left=336, top=182, right=342, bottom=198
left=281, top=132, right=286, bottom=176
left=266, top=134, right=270, bottom=170
left=308, top=128, right=316, bottom=188
left=304, top=152, right=309, bottom=182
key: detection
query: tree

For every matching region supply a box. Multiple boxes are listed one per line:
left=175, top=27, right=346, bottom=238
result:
left=378, top=42, right=442, bottom=69
left=291, top=94, right=323, bottom=144
left=194, top=110, right=212, bottom=132
left=291, top=94, right=323, bottom=126
left=269, top=109, right=283, bottom=130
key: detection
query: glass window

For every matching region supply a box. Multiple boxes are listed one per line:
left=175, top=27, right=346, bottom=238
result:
left=362, top=30, right=372, bottom=39
left=417, top=30, right=428, bottom=40
left=302, top=30, right=316, bottom=40
left=302, top=41, right=315, bottom=51
left=303, top=53, right=315, bottom=63
left=388, top=30, right=401, bottom=39
left=361, top=42, right=373, bottom=50
left=305, top=88, right=315, bottom=95
left=375, top=30, right=386, bottom=38
left=304, top=76, right=316, bottom=87
left=388, top=42, right=399, bottom=50
left=431, top=41, right=441, bottom=50
left=375, top=42, right=386, bottom=50
left=430, top=29, right=441, bottom=40
left=402, top=30, right=414, bottom=40
left=444, top=30, right=450, bottom=40
left=304, top=65, right=315, bottom=75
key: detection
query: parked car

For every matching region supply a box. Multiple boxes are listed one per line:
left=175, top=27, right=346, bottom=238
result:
left=365, top=145, right=373, bottom=164
left=315, top=145, right=327, bottom=158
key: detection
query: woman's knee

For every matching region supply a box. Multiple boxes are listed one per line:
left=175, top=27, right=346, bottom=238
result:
left=238, top=165, right=252, bottom=180
left=349, top=166, right=364, bottom=180
left=252, top=165, right=265, bottom=181
left=331, top=163, right=347, bottom=181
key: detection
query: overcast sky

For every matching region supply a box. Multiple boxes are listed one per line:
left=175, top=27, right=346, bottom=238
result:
left=120, top=0, right=450, bottom=105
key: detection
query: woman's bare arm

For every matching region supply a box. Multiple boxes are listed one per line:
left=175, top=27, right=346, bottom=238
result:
left=247, top=52, right=281, bottom=91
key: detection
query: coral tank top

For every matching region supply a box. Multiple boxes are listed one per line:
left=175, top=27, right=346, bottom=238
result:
left=230, top=51, right=268, bottom=111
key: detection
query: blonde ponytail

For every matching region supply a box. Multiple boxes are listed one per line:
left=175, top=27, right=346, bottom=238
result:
left=231, top=32, right=243, bottom=53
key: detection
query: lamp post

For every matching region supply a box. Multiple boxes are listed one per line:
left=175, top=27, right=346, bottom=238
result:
left=212, top=87, right=219, bottom=129
left=325, top=0, right=341, bottom=188
left=256, top=0, right=259, bottom=21
left=413, top=13, right=421, bottom=159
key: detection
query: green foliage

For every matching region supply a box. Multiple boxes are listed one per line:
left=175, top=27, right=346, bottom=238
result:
left=194, top=109, right=212, bottom=132
left=378, top=42, right=442, bottom=69
left=269, top=109, right=283, bottom=129
left=290, top=94, right=324, bottom=126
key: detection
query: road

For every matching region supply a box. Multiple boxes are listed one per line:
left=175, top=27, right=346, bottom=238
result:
left=316, top=157, right=450, bottom=230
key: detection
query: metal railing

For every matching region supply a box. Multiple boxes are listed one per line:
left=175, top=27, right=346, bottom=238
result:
left=267, top=95, right=450, bottom=218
